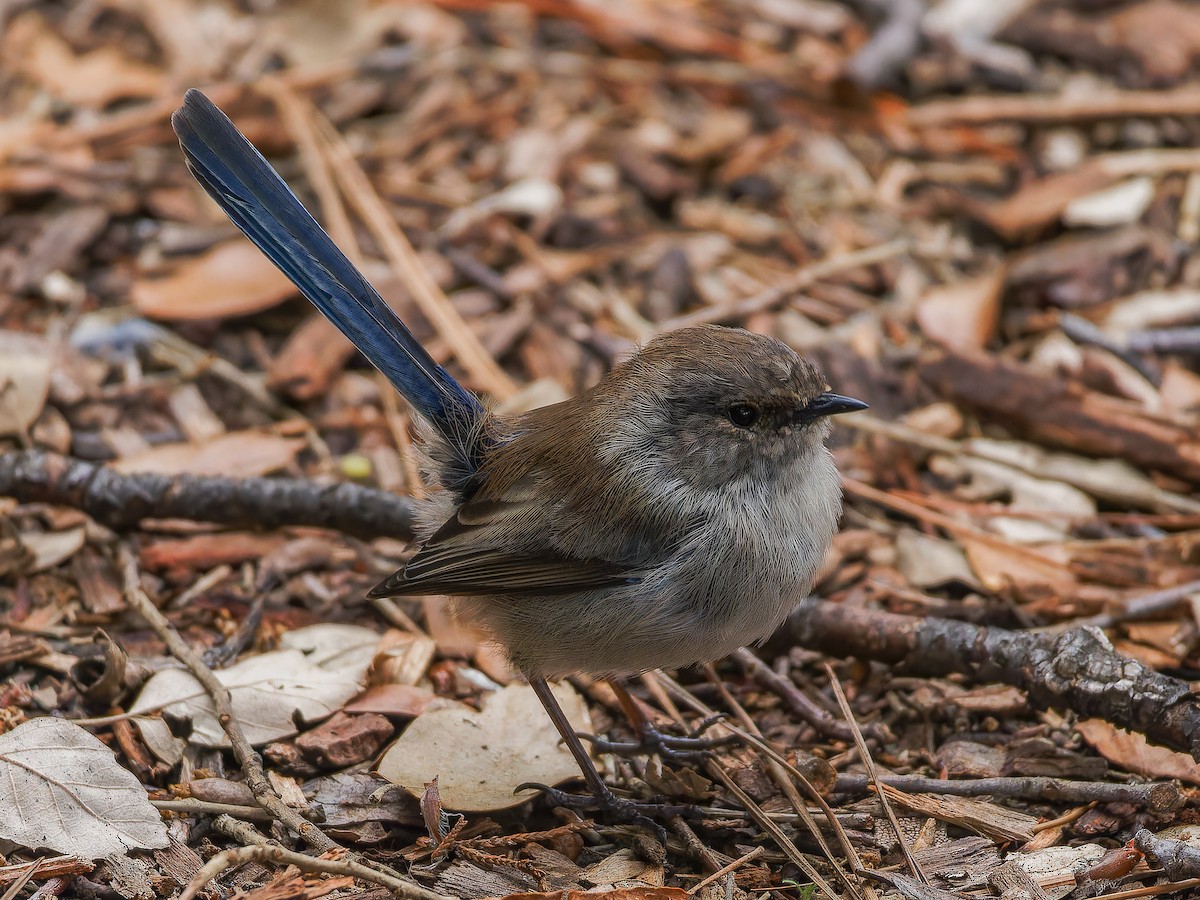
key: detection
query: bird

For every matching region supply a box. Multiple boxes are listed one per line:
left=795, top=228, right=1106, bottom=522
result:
left=171, top=88, right=866, bottom=822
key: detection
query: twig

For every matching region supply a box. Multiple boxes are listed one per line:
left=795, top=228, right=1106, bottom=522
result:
left=1032, top=803, right=1096, bottom=833
left=842, top=0, right=924, bottom=92
left=825, top=664, right=927, bottom=885
left=660, top=239, right=908, bottom=331
left=907, top=85, right=1200, bottom=127
left=213, top=814, right=275, bottom=846
left=152, top=798, right=319, bottom=824
left=652, top=671, right=865, bottom=900
left=699, top=665, right=866, bottom=900
left=833, top=775, right=1179, bottom=812
left=118, top=546, right=336, bottom=853
left=311, top=102, right=519, bottom=400
left=847, top=412, right=1200, bottom=514
left=1074, top=578, right=1200, bottom=630
left=26, top=877, right=71, bottom=900
left=1086, top=878, right=1200, bottom=900
left=1135, top=829, right=1200, bottom=881
left=178, top=844, right=451, bottom=900
left=0, top=450, right=414, bottom=539
left=843, top=476, right=1075, bottom=575
left=1, top=860, right=44, bottom=900
left=686, top=846, right=764, bottom=896
left=0, top=858, right=91, bottom=890
left=731, top=647, right=878, bottom=743
left=704, top=761, right=843, bottom=900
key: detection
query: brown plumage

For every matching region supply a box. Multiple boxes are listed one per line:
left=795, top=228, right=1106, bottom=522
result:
left=374, top=325, right=856, bottom=676
left=172, top=89, right=866, bottom=815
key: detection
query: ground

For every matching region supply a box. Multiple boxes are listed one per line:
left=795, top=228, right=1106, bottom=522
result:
left=2, top=2, right=1200, bottom=899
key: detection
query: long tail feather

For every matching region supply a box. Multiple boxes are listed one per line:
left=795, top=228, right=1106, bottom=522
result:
left=171, top=88, right=485, bottom=445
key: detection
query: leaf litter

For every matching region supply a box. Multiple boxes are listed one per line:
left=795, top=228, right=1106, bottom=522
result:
left=5, top=0, right=1200, bottom=897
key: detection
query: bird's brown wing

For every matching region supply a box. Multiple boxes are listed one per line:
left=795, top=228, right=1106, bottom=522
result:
left=368, top=485, right=636, bottom=598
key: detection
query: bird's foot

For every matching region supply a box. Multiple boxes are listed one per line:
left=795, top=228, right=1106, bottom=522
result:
left=583, top=714, right=734, bottom=765
left=518, top=782, right=701, bottom=840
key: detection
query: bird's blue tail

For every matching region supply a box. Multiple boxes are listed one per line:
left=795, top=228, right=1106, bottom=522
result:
left=171, top=89, right=485, bottom=445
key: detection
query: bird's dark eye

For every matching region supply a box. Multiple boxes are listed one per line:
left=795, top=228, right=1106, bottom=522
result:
left=727, top=403, right=759, bottom=427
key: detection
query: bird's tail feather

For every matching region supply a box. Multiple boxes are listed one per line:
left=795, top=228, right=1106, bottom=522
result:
left=171, top=88, right=484, bottom=445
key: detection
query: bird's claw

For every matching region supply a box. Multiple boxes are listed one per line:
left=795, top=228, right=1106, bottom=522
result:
left=578, top=716, right=733, bottom=765
left=517, top=782, right=698, bottom=841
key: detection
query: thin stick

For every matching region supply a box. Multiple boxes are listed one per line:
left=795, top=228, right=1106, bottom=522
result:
left=177, top=844, right=451, bottom=900
left=312, top=107, right=519, bottom=400
left=699, top=665, right=866, bottom=900
left=151, top=798, right=315, bottom=824
left=686, top=846, right=764, bottom=896
left=705, top=761, right=843, bottom=900
left=1086, top=878, right=1200, bottom=900
left=118, top=546, right=334, bottom=852
left=661, top=239, right=908, bottom=331
left=825, top=663, right=927, bottom=885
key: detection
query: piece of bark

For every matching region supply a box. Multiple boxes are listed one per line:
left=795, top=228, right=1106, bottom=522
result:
left=294, top=711, right=394, bottom=769
left=918, top=349, right=1200, bottom=483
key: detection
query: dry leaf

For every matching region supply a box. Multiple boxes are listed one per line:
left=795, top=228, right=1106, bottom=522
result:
left=279, top=623, right=382, bottom=670
left=130, top=624, right=380, bottom=748
left=6, top=11, right=165, bottom=107
left=131, top=241, right=296, bottom=320
left=1110, top=0, right=1200, bottom=82
left=377, top=682, right=592, bottom=812
left=1062, top=177, right=1155, bottom=228
left=916, top=268, right=1004, bottom=352
left=895, top=528, right=980, bottom=589
left=1076, top=719, right=1200, bottom=785
left=19, top=527, right=86, bottom=573
left=111, top=431, right=304, bottom=477
left=1012, top=843, right=1108, bottom=893
left=0, top=717, right=168, bottom=858
left=583, top=849, right=665, bottom=888
left=959, top=536, right=1075, bottom=595
left=0, top=353, right=51, bottom=436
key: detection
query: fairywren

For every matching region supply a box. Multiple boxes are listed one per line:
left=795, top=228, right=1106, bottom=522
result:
left=172, top=89, right=866, bottom=817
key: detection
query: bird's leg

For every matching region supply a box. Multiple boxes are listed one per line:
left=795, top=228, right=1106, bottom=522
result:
left=528, top=674, right=618, bottom=803
left=526, top=674, right=688, bottom=836
left=581, top=678, right=733, bottom=764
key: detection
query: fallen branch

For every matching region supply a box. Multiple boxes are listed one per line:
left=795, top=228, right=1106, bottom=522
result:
left=784, top=599, right=1200, bottom=760
left=0, top=450, right=414, bottom=539
left=834, top=774, right=1181, bottom=814
left=9, top=450, right=1197, bottom=762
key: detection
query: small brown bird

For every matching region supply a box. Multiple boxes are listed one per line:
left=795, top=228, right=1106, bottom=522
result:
left=173, top=89, right=866, bottom=821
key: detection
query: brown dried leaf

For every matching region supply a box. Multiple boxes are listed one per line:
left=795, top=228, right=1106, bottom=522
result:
left=916, top=268, right=1005, bottom=352
left=959, top=536, right=1075, bottom=595
left=6, top=12, right=165, bottom=107
left=377, top=682, right=592, bottom=812
left=1076, top=719, right=1200, bottom=785
left=1110, top=0, right=1200, bottom=82
left=131, top=241, right=296, bottom=320
left=111, top=430, right=304, bottom=477
left=0, top=352, right=51, bottom=437
left=19, top=527, right=86, bottom=573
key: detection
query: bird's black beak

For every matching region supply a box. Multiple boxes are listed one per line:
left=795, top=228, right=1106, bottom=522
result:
left=807, top=391, right=868, bottom=419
